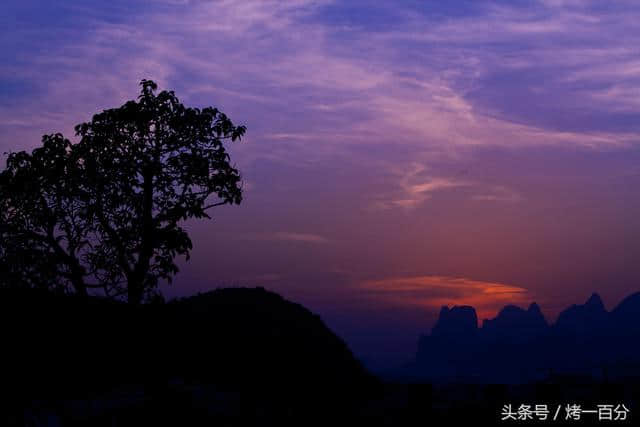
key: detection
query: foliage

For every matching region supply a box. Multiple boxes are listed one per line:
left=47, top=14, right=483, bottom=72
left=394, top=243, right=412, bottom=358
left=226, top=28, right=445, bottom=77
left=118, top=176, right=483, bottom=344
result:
left=0, top=80, right=246, bottom=303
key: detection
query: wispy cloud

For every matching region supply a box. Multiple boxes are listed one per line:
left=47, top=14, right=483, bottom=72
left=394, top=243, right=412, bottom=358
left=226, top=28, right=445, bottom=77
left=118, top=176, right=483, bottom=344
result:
left=371, top=163, right=470, bottom=210
left=1, top=0, right=639, bottom=238
left=371, top=162, right=523, bottom=210
left=361, top=275, right=533, bottom=321
left=3, top=0, right=640, bottom=159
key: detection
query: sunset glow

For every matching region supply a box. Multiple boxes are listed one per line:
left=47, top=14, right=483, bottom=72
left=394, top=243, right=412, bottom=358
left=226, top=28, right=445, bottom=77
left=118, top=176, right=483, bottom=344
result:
left=3, top=0, right=640, bottom=367
left=362, top=275, right=532, bottom=323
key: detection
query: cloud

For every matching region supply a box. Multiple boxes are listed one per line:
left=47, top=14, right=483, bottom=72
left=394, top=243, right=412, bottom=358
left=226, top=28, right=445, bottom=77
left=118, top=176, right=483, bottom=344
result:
left=4, top=0, right=640, bottom=157
left=361, top=275, right=533, bottom=321
left=370, top=163, right=470, bottom=210
left=2, top=0, right=640, bottom=209
left=370, top=162, right=523, bottom=210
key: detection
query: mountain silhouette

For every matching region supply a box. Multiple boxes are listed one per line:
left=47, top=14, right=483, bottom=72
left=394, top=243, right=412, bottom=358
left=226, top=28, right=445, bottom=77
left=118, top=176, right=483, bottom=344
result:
left=483, top=303, right=548, bottom=343
left=165, top=287, right=375, bottom=390
left=555, top=293, right=607, bottom=335
left=413, top=291, right=640, bottom=383
left=431, top=305, right=478, bottom=338
left=611, top=291, right=640, bottom=332
left=0, top=287, right=378, bottom=425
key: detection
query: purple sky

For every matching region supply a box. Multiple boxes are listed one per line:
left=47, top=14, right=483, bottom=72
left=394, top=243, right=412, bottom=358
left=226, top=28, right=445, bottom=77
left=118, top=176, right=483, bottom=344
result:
left=3, top=0, right=640, bottom=369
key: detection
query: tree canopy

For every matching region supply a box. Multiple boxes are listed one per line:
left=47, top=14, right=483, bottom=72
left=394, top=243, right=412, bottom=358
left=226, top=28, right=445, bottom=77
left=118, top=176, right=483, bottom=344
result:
left=0, top=80, right=246, bottom=304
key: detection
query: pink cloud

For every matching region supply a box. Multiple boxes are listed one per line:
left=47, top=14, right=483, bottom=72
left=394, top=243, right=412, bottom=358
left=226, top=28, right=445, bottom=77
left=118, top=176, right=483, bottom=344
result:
left=361, top=275, right=534, bottom=322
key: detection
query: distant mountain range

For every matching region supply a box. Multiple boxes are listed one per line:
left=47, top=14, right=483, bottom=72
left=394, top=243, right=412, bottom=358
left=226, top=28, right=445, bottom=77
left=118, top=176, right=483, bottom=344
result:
left=408, top=292, right=640, bottom=383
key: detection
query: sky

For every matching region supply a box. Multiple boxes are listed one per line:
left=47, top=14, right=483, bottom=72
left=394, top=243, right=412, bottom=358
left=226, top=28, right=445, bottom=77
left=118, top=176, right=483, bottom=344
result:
left=2, top=0, right=640, bottom=369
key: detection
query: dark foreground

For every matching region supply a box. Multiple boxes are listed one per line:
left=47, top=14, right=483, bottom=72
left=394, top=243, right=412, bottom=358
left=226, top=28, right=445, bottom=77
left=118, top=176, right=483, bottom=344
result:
left=1, top=288, right=637, bottom=426
left=6, top=379, right=639, bottom=426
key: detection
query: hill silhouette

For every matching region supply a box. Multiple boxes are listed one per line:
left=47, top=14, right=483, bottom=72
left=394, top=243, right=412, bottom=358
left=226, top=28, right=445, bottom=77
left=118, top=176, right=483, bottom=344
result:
left=0, top=287, right=378, bottom=425
left=165, top=287, right=374, bottom=388
left=2, top=288, right=640, bottom=425
left=412, top=292, right=640, bottom=384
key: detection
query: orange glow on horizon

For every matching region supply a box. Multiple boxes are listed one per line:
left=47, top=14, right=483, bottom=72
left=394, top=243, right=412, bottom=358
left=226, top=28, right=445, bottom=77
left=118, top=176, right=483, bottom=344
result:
left=361, top=275, right=534, bottom=323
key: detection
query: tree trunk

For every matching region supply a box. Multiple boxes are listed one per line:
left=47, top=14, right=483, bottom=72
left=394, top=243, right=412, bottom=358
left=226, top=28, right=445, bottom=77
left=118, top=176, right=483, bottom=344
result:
left=128, top=168, right=154, bottom=305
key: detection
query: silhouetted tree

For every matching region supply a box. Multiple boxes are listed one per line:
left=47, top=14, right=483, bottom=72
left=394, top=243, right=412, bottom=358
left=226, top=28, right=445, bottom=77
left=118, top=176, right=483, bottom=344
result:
left=0, top=134, right=93, bottom=296
left=0, top=80, right=245, bottom=303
